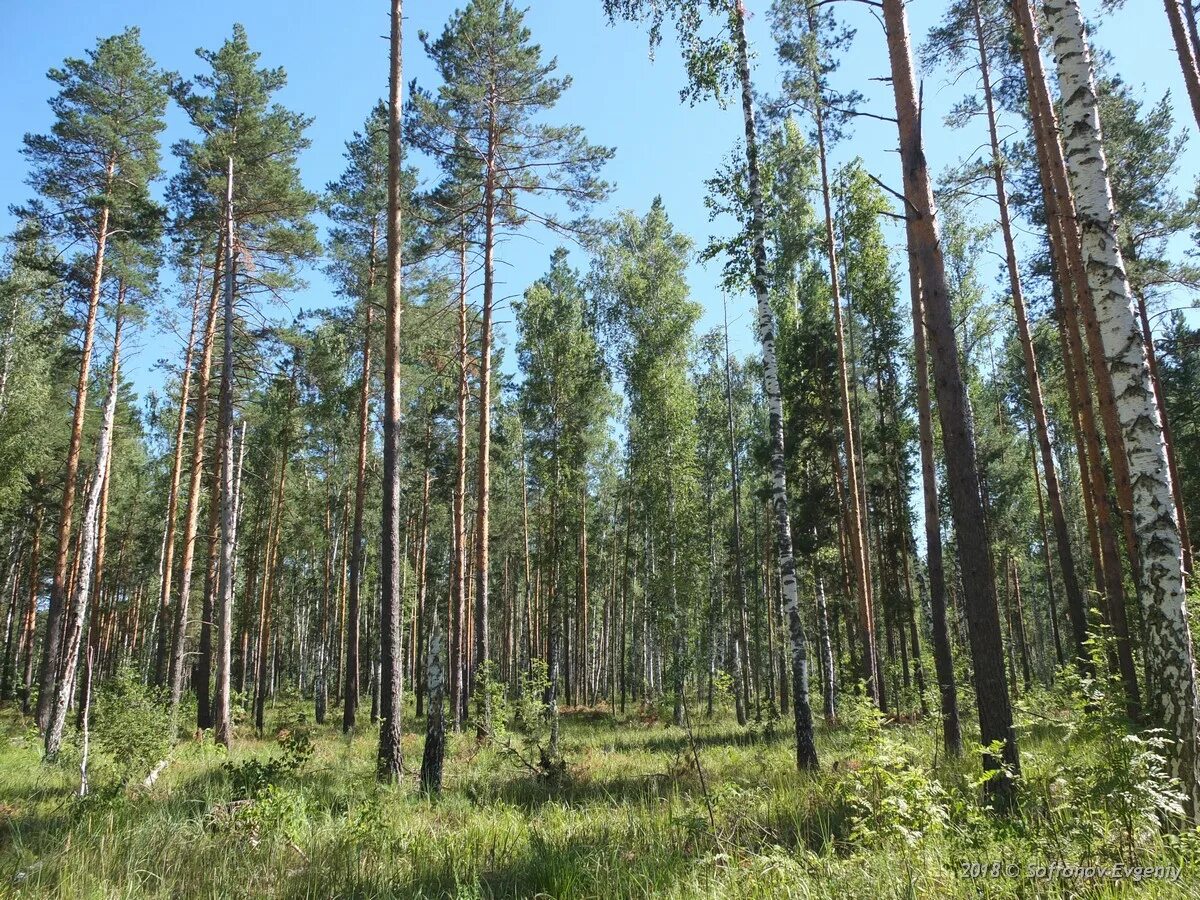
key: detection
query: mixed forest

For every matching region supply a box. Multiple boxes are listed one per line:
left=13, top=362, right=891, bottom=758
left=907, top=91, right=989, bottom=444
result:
left=3, top=0, right=1200, bottom=896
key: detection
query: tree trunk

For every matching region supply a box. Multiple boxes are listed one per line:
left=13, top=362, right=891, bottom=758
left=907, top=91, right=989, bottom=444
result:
left=972, top=0, right=1088, bottom=685
left=214, top=163, right=240, bottom=747
left=343, top=236, right=376, bottom=734
left=732, top=1, right=818, bottom=771
left=45, top=291, right=123, bottom=760
left=1165, top=0, right=1200, bottom=131
left=905, top=220, right=962, bottom=756
left=1042, top=0, right=1198, bottom=810
left=38, top=162, right=114, bottom=732
left=168, top=234, right=225, bottom=735
left=154, top=275, right=203, bottom=687
left=807, top=7, right=878, bottom=704
left=377, top=0, right=406, bottom=782
left=883, top=0, right=1016, bottom=796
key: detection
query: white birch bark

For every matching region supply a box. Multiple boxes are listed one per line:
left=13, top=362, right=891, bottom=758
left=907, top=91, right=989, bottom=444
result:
left=732, top=0, right=817, bottom=770
left=1043, top=0, right=1199, bottom=812
left=214, top=158, right=238, bottom=749
left=45, top=311, right=122, bottom=760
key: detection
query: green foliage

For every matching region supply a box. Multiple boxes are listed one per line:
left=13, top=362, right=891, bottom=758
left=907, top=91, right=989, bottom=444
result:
left=89, top=669, right=170, bottom=792
left=223, top=713, right=313, bottom=801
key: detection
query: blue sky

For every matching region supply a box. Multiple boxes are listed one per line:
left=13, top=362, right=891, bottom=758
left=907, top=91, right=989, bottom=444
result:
left=1, top=0, right=1195, bottom=406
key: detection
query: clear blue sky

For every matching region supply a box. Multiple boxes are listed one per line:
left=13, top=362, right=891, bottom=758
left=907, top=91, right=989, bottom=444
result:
left=0, top=0, right=1195, bottom=406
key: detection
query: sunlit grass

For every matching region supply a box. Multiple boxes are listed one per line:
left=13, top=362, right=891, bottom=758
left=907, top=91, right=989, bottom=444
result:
left=1, top=692, right=1197, bottom=898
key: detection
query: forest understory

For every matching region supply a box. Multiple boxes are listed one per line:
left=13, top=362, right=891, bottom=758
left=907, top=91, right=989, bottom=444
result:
left=3, top=685, right=1198, bottom=900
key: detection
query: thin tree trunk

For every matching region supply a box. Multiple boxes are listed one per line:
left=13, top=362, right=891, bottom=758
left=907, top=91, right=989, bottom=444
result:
left=807, top=7, right=878, bottom=703
left=214, top=170, right=240, bottom=747
left=38, top=161, right=114, bottom=732
left=906, top=220, right=962, bottom=756
left=168, top=234, right=225, bottom=735
left=378, top=0, right=406, bottom=781
left=732, top=1, right=817, bottom=771
left=45, top=290, right=123, bottom=760
left=343, top=235, right=376, bottom=734
left=972, top=0, right=1087, bottom=683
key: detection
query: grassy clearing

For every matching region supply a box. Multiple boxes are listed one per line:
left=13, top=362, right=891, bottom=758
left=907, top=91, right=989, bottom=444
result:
left=1, top=689, right=1197, bottom=898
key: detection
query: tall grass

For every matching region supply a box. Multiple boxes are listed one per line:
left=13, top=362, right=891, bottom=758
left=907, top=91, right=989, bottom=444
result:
left=1, top=686, right=1197, bottom=898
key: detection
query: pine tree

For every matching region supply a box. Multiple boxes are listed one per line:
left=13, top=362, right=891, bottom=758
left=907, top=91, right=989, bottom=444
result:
left=21, top=28, right=169, bottom=733
left=168, top=23, right=318, bottom=741
left=409, top=0, right=612, bottom=729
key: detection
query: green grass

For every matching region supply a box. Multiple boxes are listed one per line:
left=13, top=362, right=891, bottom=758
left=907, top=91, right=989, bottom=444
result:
left=1, top=693, right=1197, bottom=898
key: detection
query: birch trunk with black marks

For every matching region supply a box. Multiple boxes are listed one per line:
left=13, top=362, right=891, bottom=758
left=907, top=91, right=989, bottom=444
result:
left=45, top=295, right=123, bottom=760
left=732, top=0, right=817, bottom=771
left=1043, top=0, right=1198, bottom=811
left=378, top=0, right=406, bottom=782
left=420, top=607, right=446, bottom=793
left=214, top=160, right=239, bottom=748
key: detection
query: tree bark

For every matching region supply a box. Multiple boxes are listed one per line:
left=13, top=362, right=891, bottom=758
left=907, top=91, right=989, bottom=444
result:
left=905, top=219, right=962, bottom=756
left=45, top=290, right=123, bottom=760
left=732, top=0, right=818, bottom=771
left=883, top=0, right=1016, bottom=795
left=343, top=242, right=375, bottom=734
left=37, top=161, right=114, bottom=732
left=154, top=274, right=203, bottom=687
left=378, top=0, right=406, bottom=782
left=214, top=161, right=239, bottom=748
left=167, top=234, right=225, bottom=735
left=1042, top=0, right=1198, bottom=810
left=1164, top=0, right=1200, bottom=132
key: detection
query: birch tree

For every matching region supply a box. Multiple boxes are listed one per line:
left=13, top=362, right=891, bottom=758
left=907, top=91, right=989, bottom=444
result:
left=1041, top=0, right=1199, bottom=813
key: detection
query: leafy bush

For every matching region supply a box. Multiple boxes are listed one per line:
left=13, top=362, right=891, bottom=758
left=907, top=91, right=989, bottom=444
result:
left=223, top=713, right=313, bottom=801
left=89, top=668, right=170, bottom=791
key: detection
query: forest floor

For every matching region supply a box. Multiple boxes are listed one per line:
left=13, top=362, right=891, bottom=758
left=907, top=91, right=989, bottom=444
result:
left=1, top=686, right=1198, bottom=899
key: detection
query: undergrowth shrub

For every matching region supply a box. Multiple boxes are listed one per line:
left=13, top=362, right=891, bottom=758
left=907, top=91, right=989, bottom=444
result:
left=223, top=713, right=313, bottom=801
left=88, top=668, right=170, bottom=793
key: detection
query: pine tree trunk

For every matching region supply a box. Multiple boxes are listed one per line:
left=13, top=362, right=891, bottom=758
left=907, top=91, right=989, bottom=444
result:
left=38, top=163, right=114, bottom=732
left=196, top=462, right=221, bottom=731
left=45, top=292, right=123, bottom=759
left=1016, top=1, right=1142, bottom=713
left=154, top=276, right=202, bottom=687
left=808, top=7, right=878, bottom=705
left=451, top=240, right=469, bottom=732
left=1165, top=0, right=1200, bottom=131
left=378, top=0, right=406, bottom=782
left=973, top=0, right=1087, bottom=684
left=474, top=162, right=496, bottom=736
left=884, top=0, right=1015, bottom=793
left=906, top=220, right=962, bottom=756
left=732, top=0, right=817, bottom=771
left=343, top=236, right=375, bottom=734
left=214, top=163, right=239, bottom=747
left=1042, top=0, right=1198, bottom=809
left=168, top=235, right=225, bottom=735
